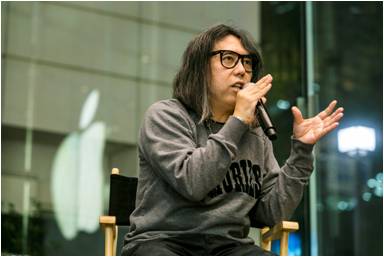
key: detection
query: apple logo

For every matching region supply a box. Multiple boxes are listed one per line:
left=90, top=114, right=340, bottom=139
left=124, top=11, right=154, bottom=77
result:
left=51, top=89, right=106, bottom=240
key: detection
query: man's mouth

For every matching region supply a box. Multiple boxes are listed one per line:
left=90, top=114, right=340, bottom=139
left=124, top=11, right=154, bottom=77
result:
left=232, top=83, right=244, bottom=90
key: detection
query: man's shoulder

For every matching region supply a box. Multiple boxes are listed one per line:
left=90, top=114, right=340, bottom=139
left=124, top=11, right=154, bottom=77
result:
left=147, top=98, right=186, bottom=114
left=149, top=98, right=182, bottom=109
left=146, top=98, right=191, bottom=121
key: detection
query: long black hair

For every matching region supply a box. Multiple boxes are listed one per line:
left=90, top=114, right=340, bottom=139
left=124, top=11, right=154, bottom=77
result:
left=172, top=24, right=263, bottom=123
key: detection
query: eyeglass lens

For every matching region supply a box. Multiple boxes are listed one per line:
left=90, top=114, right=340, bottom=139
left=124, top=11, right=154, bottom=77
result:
left=221, top=51, right=253, bottom=72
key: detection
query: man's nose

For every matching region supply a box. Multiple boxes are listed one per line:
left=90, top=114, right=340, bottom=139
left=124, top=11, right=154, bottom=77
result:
left=233, top=59, right=246, bottom=75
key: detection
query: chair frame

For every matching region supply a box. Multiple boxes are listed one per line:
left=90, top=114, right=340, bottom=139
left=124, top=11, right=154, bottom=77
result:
left=100, top=168, right=299, bottom=256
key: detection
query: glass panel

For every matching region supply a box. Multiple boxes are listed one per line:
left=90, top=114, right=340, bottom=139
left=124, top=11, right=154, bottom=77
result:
left=1, top=2, right=263, bottom=255
left=312, top=2, right=383, bottom=255
left=261, top=2, right=309, bottom=255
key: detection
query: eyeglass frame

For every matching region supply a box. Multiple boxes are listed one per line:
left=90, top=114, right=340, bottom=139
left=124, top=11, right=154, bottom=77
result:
left=210, top=50, right=259, bottom=73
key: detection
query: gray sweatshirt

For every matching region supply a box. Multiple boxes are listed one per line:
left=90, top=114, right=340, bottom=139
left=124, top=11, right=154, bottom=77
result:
left=124, top=98, right=314, bottom=247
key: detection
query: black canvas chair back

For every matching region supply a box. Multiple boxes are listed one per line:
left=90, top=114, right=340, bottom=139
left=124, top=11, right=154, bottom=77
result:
left=108, top=174, right=138, bottom=226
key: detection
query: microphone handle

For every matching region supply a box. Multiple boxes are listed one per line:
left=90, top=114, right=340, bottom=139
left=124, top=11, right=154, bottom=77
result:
left=256, top=100, right=277, bottom=140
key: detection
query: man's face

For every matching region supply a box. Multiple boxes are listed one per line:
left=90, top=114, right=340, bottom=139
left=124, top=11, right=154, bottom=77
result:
left=209, top=35, right=253, bottom=116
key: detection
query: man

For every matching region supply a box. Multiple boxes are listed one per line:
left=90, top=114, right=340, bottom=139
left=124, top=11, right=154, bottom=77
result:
left=122, top=24, right=344, bottom=255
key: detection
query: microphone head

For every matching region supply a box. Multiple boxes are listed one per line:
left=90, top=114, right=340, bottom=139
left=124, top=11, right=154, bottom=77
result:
left=265, top=127, right=277, bottom=140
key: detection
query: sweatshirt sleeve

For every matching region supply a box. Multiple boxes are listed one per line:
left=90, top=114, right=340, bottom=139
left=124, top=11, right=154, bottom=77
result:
left=138, top=100, right=249, bottom=202
left=251, top=137, right=314, bottom=227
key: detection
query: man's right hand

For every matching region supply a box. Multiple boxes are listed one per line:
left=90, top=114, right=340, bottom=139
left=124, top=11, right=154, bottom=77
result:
left=233, top=74, right=273, bottom=125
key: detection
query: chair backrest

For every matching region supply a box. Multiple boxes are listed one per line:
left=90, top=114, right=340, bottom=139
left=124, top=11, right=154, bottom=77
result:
left=108, top=174, right=138, bottom=226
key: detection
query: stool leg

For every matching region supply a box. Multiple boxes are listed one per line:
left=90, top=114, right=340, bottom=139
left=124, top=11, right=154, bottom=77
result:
left=261, top=227, right=272, bottom=251
left=104, top=225, right=116, bottom=256
left=112, top=226, right=118, bottom=256
left=280, top=232, right=289, bottom=256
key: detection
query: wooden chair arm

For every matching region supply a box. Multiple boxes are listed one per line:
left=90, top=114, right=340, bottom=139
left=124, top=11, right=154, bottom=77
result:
left=100, top=215, right=117, bottom=225
left=261, top=221, right=299, bottom=256
left=99, top=216, right=117, bottom=256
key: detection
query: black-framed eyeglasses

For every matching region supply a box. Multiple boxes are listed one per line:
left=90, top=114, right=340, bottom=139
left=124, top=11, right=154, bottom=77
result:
left=210, top=50, right=257, bottom=73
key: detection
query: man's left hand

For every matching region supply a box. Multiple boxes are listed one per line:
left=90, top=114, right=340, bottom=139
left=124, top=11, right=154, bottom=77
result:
left=291, top=100, right=344, bottom=145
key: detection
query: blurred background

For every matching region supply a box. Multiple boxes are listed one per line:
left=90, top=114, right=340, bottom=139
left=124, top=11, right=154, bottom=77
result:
left=1, top=1, right=382, bottom=255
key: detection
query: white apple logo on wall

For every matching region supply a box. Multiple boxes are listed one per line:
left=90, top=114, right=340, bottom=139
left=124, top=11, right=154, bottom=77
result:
left=51, top=89, right=106, bottom=240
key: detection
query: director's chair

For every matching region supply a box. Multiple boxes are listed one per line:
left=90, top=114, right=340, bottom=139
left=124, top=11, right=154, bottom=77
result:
left=99, top=168, right=299, bottom=256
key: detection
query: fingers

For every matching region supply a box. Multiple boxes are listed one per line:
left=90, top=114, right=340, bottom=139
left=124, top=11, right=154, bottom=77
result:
left=318, top=100, right=338, bottom=119
left=321, top=105, right=344, bottom=137
left=261, top=97, right=267, bottom=104
left=329, top=107, right=344, bottom=121
left=291, top=106, right=304, bottom=124
left=248, top=74, right=273, bottom=97
left=324, top=108, right=344, bottom=128
left=242, top=82, right=272, bottom=103
left=258, top=83, right=272, bottom=98
left=243, top=74, right=272, bottom=89
left=244, top=74, right=272, bottom=88
left=323, top=105, right=343, bottom=122
left=256, top=74, right=273, bottom=85
left=321, top=122, right=340, bottom=138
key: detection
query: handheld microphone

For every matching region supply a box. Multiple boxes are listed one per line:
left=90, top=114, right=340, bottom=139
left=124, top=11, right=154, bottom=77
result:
left=256, top=100, right=277, bottom=140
